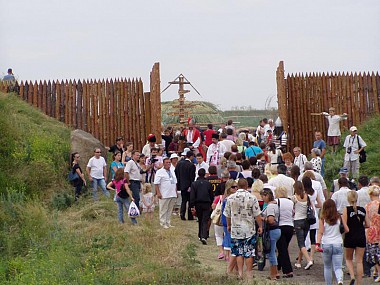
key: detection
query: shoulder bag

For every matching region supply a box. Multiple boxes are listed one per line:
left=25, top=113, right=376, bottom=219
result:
left=357, top=136, right=366, bottom=163
left=306, top=196, right=317, bottom=225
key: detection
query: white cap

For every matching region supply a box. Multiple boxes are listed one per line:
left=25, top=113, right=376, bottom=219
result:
left=181, top=147, right=191, bottom=155
left=350, top=126, right=357, bottom=132
left=169, top=153, right=179, bottom=160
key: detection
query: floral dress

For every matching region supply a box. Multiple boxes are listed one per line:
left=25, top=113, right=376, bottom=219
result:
left=365, top=200, right=380, bottom=264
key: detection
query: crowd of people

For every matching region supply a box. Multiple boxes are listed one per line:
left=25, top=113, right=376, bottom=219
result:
left=70, top=113, right=380, bottom=284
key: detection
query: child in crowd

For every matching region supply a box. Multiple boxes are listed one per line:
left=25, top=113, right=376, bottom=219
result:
left=141, top=184, right=155, bottom=220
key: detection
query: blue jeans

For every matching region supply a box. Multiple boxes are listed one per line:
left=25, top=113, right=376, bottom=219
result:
left=91, top=178, right=110, bottom=200
left=115, top=196, right=136, bottom=224
left=129, top=180, right=141, bottom=208
left=269, top=229, right=281, bottom=266
left=322, top=244, right=343, bottom=285
left=321, top=157, right=325, bottom=177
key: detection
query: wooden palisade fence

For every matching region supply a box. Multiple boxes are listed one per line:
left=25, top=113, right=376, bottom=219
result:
left=0, top=63, right=161, bottom=151
left=276, top=61, right=380, bottom=154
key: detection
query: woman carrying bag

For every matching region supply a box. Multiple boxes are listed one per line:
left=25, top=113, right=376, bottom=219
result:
left=260, top=188, right=281, bottom=280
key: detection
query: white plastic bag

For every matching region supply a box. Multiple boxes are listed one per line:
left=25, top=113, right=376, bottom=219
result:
left=128, top=201, right=140, bottom=218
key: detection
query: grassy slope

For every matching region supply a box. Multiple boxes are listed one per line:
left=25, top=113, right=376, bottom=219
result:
left=324, top=115, right=380, bottom=186
left=0, top=93, right=243, bottom=285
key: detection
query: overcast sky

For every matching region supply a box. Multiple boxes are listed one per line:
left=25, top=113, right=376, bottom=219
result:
left=1, top=0, right=379, bottom=110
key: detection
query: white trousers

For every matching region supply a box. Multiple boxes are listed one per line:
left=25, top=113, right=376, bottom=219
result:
left=159, top=197, right=176, bottom=226
left=214, top=224, right=224, bottom=246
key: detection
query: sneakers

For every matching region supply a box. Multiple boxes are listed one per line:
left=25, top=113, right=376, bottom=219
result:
left=375, top=276, right=380, bottom=282
left=338, top=281, right=343, bottom=285
left=217, top=253, right=225, bottom=260
left=163, top=225, right=169, bottom=229
left=294, top=263, right=302, bottom=269
left=201, top=238, right=207, bottom=245
left=304, top=261, right=313, bottom=270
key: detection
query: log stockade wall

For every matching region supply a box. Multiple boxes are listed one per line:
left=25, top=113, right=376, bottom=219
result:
left=0, top=63, right=161, bottom=151
left=277, top=61, right=380, bottom=153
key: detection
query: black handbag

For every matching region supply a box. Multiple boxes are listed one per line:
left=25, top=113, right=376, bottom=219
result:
left=262, top=222, right=271, bottom=254
left=306, top=196, right=317, bottom=225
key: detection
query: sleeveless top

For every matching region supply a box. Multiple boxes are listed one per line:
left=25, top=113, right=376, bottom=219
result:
left=345, top=206, right=366, bottom=239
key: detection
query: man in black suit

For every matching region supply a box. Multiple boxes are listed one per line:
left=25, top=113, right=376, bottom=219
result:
left=175, top=151, right=196, bottom=220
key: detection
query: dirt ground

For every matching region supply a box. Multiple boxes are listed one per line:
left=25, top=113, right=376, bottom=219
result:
left=178, top=218, right=376, bottom=285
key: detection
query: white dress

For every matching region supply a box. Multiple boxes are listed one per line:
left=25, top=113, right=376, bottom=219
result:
left=142, top=192, right=155, bottom=213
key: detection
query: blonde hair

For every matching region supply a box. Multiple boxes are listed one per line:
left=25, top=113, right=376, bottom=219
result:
left=251, top=179, right=264, bottom=194
left=224, top=179, right=237, bottom=197
left=347, top=190, right=358, bottom=216
left=264, top=164, right=272, bottom=177
left=303, top=170, right=316, bottom=180
left=143, top=183, right=152, bottom=194
left=369, top=185, right=380, bottom=197
left=274, top=186, right=288, bottom=198
left=235, top=137, right=243, bottom=146
left=270, top=164, right=278, bottom=175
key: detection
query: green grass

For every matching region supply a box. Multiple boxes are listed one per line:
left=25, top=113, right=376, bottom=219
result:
left=324, top=115, right=380, bottom=188
left=0, top=92, right=247, bottom=285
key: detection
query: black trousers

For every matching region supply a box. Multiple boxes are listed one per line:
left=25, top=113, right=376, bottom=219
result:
left=180, top=190, right=193, bottom=220
left=195, top=203, right=211, bottom=239
left=277, top=225, right=294, bottom=274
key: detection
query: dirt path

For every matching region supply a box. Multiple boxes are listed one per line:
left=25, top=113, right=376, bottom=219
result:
left=177, top=218, right=375, bottom=285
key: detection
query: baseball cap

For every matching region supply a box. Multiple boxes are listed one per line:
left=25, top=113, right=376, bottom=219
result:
left=339, top=167, right=349, bottom=174
left=350, top=126, right=357, bottom=132
left=181, top=148, right=190, bottom=155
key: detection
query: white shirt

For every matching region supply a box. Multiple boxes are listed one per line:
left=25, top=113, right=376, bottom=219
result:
left=220, top=139, right=235, bottom=152
left=141, top=143, right=158, bottom=157
left=206, top=142, right=227, bottom=165
left=343, top=134, right=367, bottom=162
left=277, top=197, right=294, bottom=227
left=195, top=161, right=209, bottom=179
left=124, top=159, right=143, bottom=181
left=331, top=187, right=352, bottom=214
left=268, top=149, right=282, bottom=164
left=322, top=113, right=347, bottom=136
left=154, top=167, right=177, bottom=199
left=298, top=171, right=327, bottom=191
left=357, top=186, right=371, bottom=208
left=294, top=154, right=308, bottom=173
left=87, top=156, right=107, bottom=179
left=322, top=221, right=343, bottom=245
left=269, top=174, right=295, bottom=198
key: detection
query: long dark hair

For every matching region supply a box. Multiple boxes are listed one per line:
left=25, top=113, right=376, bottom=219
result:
left=302, top=176, right=314, bottom=196
left=71, top=152, right=78, bottom=165
left=269, top=142, right=276, bottom=154
left=293, top=181, right=305, bottom=199
left=321, top=199, right=340, bottom=225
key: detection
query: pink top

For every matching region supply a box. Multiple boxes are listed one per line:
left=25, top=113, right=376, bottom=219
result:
left=212, top=195, right=224, bottom=206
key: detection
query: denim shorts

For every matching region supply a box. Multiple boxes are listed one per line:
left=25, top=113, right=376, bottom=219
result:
left=231, top=235, right=257, bottom=258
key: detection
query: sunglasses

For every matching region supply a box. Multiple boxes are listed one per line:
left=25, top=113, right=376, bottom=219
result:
left=95, top=151, right=101, bottom=153
left=231, top=186, right=238, bottom=189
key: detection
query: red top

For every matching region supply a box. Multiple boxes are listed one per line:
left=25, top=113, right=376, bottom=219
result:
left=203, top=129, right=216, bottom=147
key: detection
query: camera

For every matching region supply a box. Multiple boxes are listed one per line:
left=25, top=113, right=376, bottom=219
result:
left=347, top=147, right=352, bottom=154
left=149, top=155, right=158, bottom=164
